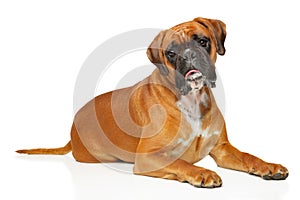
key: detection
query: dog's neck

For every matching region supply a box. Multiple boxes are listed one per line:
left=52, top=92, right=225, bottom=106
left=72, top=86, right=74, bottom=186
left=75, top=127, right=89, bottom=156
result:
left=177, top=87, right=210, bottom=120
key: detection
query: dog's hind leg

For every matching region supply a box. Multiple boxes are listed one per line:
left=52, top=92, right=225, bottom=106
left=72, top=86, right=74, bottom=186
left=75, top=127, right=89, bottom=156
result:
left=70, top=123, right=119, bottom=163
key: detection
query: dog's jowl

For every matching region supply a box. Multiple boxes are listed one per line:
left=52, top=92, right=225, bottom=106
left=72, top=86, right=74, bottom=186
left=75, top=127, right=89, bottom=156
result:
left=17, top=17, right=288, bottom=188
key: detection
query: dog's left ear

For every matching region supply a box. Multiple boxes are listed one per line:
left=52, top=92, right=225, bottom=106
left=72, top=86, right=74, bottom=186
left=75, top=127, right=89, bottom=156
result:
left=193, top=17, right=227, bottom=55
left=147, top=30, right=169, bottom=76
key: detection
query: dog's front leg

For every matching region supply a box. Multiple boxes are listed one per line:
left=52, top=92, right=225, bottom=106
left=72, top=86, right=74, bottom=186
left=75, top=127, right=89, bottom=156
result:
left=134, top=153, right=222, bottom=188
left=209, top=125, right=289, bottom=180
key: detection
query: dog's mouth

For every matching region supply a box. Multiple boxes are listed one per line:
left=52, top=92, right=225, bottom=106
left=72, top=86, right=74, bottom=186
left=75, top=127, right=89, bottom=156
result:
left=184, top=70, right=216, bottom=91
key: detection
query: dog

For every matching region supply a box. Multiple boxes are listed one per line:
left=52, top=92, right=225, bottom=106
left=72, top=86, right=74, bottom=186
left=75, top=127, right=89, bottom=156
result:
left=17, top=17, right=288, bottom=188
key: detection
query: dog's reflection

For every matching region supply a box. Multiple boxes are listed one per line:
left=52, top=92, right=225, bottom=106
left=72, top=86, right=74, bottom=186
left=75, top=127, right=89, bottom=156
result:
left=16, top=155, right=289, bottom=200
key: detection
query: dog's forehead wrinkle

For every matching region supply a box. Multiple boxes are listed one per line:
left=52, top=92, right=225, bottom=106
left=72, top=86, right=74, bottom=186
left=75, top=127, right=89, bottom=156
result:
left=170, top=29, right=192, bottom=44
left=181, top=31, right=186, bottom=39
left=171, top=24, right=209, bottom=39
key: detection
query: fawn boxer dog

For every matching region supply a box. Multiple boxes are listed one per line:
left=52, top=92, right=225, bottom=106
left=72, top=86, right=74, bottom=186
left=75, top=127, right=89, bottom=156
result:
left=17, top=17, right=288, bottom=188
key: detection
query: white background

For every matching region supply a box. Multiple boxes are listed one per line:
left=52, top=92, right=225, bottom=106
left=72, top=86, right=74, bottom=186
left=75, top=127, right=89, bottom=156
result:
left=1, top=0, right=300, bottom=199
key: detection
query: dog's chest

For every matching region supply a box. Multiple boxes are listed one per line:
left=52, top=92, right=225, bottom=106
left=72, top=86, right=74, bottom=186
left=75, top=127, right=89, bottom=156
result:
left=176, top=90, right=209, bottom=138
left=174, top=90, right=220, bottom=161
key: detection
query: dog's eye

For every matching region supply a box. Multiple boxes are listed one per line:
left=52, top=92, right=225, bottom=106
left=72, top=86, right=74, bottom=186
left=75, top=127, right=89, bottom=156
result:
left=196, top=38, right=209, bottom=48
left=193, top=35, right=209, bottom=48
left=166, top=50, right=177, bottom=58
left=198, top=39, right=208, bottom=47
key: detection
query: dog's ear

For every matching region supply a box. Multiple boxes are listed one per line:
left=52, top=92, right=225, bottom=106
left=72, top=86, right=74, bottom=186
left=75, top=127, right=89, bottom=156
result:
left=193, top=17, right=226, bottom=55
left=147, top=30, right=169, bottom=76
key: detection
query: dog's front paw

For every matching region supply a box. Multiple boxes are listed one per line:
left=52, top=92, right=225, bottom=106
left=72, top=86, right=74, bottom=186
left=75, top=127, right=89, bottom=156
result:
left=249, top=163, right=289, bottom=180
left=188, top=169, right=222, bottom=188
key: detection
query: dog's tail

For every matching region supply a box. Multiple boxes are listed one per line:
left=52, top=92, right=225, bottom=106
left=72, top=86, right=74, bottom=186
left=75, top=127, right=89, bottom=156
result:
left=16, top=141, right=71, bottom=155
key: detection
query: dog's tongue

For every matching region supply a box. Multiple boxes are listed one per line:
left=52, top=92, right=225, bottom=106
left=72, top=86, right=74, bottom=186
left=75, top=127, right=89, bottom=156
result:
left=184, top=69, right=205, bottom=91
left=185, top=69, right=200, bottom=79
left=184, top=69, right=216, bottom=92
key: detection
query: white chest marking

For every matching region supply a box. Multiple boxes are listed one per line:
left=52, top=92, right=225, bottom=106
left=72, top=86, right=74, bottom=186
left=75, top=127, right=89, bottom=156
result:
left=173, top=90, right=220, bottom=157
left=176, top=90, right=206, bottom=138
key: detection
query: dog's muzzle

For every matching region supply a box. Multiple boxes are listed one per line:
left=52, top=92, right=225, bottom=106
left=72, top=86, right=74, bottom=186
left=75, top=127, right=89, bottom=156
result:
left=185, top=69, right=216, bottom=91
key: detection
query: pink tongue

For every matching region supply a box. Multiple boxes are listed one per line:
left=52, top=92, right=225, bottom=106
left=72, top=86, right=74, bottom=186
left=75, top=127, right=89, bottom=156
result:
left=185, top=70, right=200, bottom=79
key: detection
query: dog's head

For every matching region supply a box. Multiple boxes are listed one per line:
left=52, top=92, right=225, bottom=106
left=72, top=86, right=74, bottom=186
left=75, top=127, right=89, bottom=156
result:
left=147, top=17, right=226, bottom=95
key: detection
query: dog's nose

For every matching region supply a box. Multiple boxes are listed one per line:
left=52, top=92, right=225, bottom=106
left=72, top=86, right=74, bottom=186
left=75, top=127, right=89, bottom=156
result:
left=182, top=49, right=197, bottom=61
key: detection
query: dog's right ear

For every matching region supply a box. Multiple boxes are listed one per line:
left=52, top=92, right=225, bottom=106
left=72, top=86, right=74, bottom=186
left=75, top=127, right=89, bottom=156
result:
left=147, top=30, right=169, bottom=76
